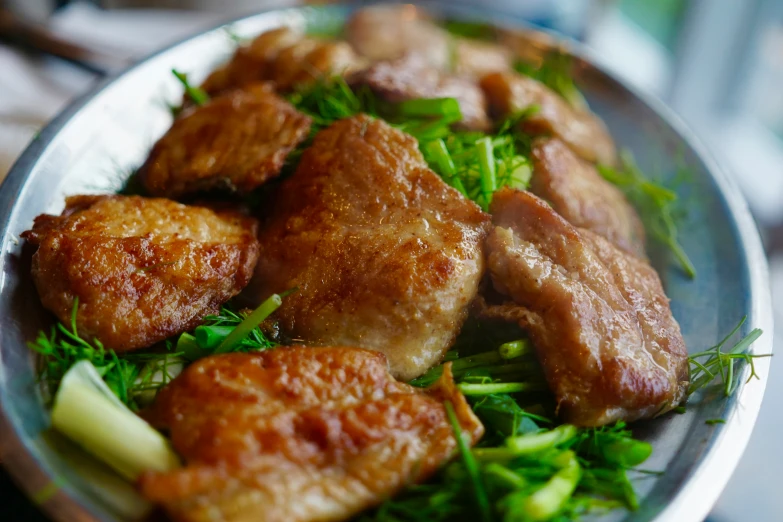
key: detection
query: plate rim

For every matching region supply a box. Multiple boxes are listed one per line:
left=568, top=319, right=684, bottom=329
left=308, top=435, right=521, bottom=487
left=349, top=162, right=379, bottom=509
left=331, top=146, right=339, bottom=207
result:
left=0, top=2, right=774, bottom=522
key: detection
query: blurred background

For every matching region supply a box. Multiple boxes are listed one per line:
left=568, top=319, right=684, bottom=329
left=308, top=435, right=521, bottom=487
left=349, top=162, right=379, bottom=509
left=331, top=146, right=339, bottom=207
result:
left=0, top=0, right=780, bottom=520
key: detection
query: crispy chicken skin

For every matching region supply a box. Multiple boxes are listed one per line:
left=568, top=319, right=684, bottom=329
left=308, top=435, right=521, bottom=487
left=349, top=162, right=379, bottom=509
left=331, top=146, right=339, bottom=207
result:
left=530, top=138, right=645, bottom=257
left=480, top=71, right=616, bottom=165
left=250, top=115, right=490, bottom=381
left=485, top=189, right=688, bottom=426
left=351, top=54, right=491, bottom=131
left=345, top=5, right=511, bottom=78
left=139, top=347, right=483, bottom=522
left=22, top=196, right=260, bottom=352
left=201, top=27, right=364, bottom=96
left=140, top=83, right=311, bottom=198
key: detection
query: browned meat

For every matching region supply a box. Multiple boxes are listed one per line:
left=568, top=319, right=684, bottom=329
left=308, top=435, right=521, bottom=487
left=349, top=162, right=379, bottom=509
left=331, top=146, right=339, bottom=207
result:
left=530, top=138, right=645, bottom=257
left=480, top=71, right=616, bottom=165
left=139, top=347, right=483, bottom=522
left=485, top=188, right=688, bottom=426
left=346, top=5, right=511, bottom=78
left=200, top=26, right=364, bottom=96
left=249, top=115, right=490, bottom=381
left=351, top=54, right=490, bottom=131
left=140, top=83, right=311, bottom=198
left=22, top=195, right=259, bottom=352
left=453, top=38, right=513, bottom=78
left=346, top=5, right=450, bottom=70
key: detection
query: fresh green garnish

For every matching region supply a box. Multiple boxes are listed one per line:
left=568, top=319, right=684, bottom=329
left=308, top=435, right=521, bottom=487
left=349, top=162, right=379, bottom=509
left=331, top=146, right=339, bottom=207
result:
left=515, top=52, right=588, bottom=110
left=287, top=78, right=533, bottom=207
left=688, top=316, right=768, bottom=397
left=172, top=69, right=210, bottom=106
left=598, top=151, right=697, bottom=278
left=50, top=360, right=180, bottom=481
left=443, top=20, right=496, bottom=40
left=705, top=419, right=726, bottom=425
left=28, top=299, right=183, bottom=409
left=31, top=296, right=285, bottom=408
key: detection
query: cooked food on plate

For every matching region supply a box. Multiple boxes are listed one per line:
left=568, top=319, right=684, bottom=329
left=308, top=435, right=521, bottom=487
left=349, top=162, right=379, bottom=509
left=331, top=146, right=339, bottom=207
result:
left=529, top=137, right=646, bottom=256
left=20, top=5, right=763, bottom=522
left=486, top=188, right=688, bottom=426
left=250, top=115, right=490, bottom=381
left=22, top=195, right=259, bottom=353
left=200, top=26, right=364, bottom=96
left=351, top=54, right=491, bottom=131
left=139, top=347, right=482, bottom=522
left=140, top=82, right=311, bottom=197
left=481, top=70, right=616, bottom=165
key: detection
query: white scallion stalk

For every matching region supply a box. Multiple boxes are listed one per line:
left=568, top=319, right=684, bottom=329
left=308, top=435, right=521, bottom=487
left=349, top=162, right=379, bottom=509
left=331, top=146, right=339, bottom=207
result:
left=51, top=361, right=180, bottom=481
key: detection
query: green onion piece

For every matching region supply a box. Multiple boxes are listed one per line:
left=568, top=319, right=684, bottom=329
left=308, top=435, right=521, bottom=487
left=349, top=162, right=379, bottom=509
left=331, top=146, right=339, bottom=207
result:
left=194, top=325, right=235, bottom=349
left=498, top=339, right=533, bottom=360
left=398, top=97, right=462, bottom=120
left=477, top=137, right=497, bottom=210
left=522, top=451, right=581, bottom=521
left=172, top=69, right=209, bottom=106
left=176, top=332, right=203, bottom=361
left=458, top=381, right=545, bottom=396
left=444, top=401, right=491, bottom=522
left=505, top=424, right=577, bottom=455
left=51, top=361, right=180, bottom=481
left=599, top=438, right=653, bottom=467
left=214, top=294, right=283, bottom=354
left=484, top=462, right=527, bottom=489
left=425, top=139, right=469, bottom=197
left=452, top=350, right=504, bottom=371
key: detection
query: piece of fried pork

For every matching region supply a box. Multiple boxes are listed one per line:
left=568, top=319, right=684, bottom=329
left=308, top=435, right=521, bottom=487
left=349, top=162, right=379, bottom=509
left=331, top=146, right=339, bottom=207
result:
left=350, top=53, right=491, bottom=131
left=22, top=195, right=259, bottom=352
left=200, top=26, right=364, bottom=96
left=484, top=188, right=688, bottom=426
left=140, top=83, right=311, bottom=198
left=480, top=70, right=616, bottom=165
left=249, top=115, right=490, bottom=381
left=139, top=347, right=483, bottom=522
left=530, top=137, right=645, bottom=257
left=345, top=4, right=511, bottom=78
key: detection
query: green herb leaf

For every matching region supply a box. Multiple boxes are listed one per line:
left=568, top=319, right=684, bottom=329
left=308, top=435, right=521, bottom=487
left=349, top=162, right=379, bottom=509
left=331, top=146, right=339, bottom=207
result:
left=172, top=69, right=209, bottom=106
left=598, top=151, right=696, bottom=278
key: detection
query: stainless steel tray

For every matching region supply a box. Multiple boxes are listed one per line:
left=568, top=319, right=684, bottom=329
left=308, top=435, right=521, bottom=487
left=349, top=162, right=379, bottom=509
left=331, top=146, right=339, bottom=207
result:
left=0, top=2, right=773, bottom=521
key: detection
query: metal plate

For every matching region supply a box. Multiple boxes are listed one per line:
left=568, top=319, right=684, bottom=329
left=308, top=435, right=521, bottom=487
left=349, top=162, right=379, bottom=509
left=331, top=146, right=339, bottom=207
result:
left=0, top=2, right=774, bottom=521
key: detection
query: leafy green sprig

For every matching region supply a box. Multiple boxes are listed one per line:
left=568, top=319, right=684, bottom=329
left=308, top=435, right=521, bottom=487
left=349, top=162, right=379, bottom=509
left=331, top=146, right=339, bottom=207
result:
left=287, top=77, right=533, bottom=210
left=598, top=151, right=697, bottom=278
left=688, top=316, right=768, bottom=397
left=28, top=299, right=182, bottom=410
left=515, top=52, right=588, bottom=111
left=30, top=295, right=284, bottom=409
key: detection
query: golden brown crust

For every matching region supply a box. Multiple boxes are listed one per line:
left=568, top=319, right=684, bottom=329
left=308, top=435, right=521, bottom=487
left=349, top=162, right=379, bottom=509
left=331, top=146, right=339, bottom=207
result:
left=485, top=188, right=688, bottom=426
left=345, top=5, right=511, bottom=79
left=140, top=83, right=311, bottom=198
left=351, top=54, right=491, bottom=131
left=22, top=196, right=260, bottom=352
left=248, top=115, right=490, bottom=381
left=480, top=71, right=616, bottom=165
left=530, top=137, right=646, bottom=257
left=138, top=347, right=483, bottom=522
left=200, top=27, right=365, bottom=97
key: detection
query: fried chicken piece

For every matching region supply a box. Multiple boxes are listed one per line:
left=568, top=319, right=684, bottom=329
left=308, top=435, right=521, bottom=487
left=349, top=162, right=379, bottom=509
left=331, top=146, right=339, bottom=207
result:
left=22, top=195, right=259, bottom=352
left=530, top=138, right=645, bottom=257
left=346, top=5, right=511, bottom=78
left=201, top=26, right=364, bottom=96
left=480, top=71, right=616, bottom=165
left=140, top=83, right=311, bottom=198
left=485, top=188, right=688, bottom=426
left=351, top=54, right=490, bottom=131
left=249, top=115, right=490, bottom=381
left=139, top=347, right=483, bottom=522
